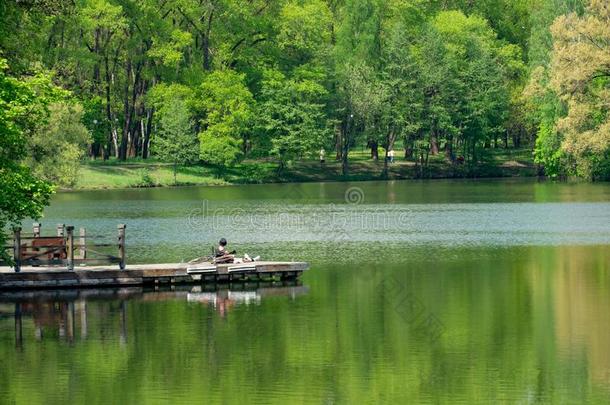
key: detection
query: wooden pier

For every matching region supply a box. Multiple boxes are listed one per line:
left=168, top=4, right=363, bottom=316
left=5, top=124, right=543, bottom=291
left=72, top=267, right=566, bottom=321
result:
left=1, top=223, right=308, bottom=290
left=0, top=261, right=309, bottom=290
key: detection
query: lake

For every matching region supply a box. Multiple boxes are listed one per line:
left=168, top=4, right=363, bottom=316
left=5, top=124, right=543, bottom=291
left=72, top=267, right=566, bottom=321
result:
left=2, top=179, right=610, bottom=403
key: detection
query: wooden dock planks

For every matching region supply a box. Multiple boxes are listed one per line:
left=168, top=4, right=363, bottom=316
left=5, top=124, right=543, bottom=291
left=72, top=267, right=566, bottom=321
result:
left=0, top=261, right=309, bottom=289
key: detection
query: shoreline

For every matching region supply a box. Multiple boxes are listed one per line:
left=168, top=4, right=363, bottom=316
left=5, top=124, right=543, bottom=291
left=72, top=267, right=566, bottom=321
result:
left=63, top=171, right=542, bottom=192
left=68, top=150, right=539, bottom=191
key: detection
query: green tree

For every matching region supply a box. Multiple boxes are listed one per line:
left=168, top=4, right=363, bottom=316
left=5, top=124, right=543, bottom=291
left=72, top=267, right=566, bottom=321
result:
left=0, top=59, right=54, bottom=261
left=548, top=0, right=610, bottom=179
left=376, top=17, right=425, bottom=177
left=194, top=70, right=254, bottom=167
left=0, top=0, right=567, bottom=181
left=152, top=98, right=198, bottom=184
left=414, top=11, right=523, bottom=166
left=277, top=0, right=333, bottom=68
left=331, top=0, right=384, bottom=175
left=25, top=102, right=91, bottom=187
left=524, top=0, right=584, bottom=178
left=256, top=68, right=331, bottom=174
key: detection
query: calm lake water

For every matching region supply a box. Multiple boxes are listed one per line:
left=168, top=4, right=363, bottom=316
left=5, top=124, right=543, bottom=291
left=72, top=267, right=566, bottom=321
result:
left=2, top=179, right=610, bottom=403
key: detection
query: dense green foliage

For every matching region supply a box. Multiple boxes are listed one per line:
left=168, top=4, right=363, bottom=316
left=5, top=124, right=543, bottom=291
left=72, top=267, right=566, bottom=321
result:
left=0, top=58, right=55, bottom=259
left=195, top=70, right=254, bottom=167
left=0, top=0, right=608, bottom=180
left=148, top=84, right=198, bottom=182
left=26, top=102, right=91, bottom=186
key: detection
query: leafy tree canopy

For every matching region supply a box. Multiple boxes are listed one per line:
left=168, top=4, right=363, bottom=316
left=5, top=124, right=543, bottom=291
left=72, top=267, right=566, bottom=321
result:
left=0, top=58, right=55, bottom=259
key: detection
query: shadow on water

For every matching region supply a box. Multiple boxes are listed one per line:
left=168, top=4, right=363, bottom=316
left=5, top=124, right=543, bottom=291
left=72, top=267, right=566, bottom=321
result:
left=1, top=281, right=308, bottom=349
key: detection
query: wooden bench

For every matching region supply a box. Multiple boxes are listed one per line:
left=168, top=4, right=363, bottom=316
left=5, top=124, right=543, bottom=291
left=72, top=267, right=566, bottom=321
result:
left=21, top=237, right=66, bottom=263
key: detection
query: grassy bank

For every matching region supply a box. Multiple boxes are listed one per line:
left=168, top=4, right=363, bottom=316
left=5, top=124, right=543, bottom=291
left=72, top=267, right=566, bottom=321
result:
left=73, top=148, right=537, bottom=190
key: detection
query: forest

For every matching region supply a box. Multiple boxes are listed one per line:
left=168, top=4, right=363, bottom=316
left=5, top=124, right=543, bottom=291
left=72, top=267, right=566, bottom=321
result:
left=1, top=0, right=609, bottom=191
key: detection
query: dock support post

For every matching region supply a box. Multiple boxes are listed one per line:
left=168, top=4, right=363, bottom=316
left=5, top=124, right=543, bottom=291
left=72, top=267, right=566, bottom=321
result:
left=118, top=224, right=126, bottom=270
left=13, top=227, right=21, bottom=273
left=33, top=222, right=41, bottom=238
left=32, top=222, right=41, bottom=262
left=66, top=226, right=74, bottom=271
left=79, top=227, right=86, bottom=260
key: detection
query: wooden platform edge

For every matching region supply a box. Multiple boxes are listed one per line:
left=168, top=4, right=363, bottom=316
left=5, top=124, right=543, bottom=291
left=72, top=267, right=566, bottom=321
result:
left=0, top=261, right=309, bottom=290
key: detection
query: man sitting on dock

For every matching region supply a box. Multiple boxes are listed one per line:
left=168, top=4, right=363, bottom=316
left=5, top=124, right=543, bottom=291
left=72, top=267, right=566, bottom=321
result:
left=215, top=238, right=235, bottom=263
left=214, top=238, right=259, bottom=264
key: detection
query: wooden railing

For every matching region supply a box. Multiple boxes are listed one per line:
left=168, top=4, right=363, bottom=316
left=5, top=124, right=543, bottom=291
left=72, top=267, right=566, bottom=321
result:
left=2, top=223, right=126, bottom=272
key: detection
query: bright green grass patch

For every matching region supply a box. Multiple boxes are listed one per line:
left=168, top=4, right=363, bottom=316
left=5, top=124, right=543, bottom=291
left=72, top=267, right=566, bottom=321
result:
left=76, top=164, right=228, bottom=189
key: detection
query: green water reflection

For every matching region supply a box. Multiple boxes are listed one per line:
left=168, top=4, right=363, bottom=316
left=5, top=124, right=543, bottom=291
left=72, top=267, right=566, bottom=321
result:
left=1, top=179, right=610, bottom=403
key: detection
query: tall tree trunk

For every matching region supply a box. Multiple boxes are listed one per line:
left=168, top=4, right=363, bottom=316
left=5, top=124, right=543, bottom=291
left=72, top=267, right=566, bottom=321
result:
left=334, top=125, right=342, bottom=160
left=513, top=128, right=521, bottom=148
left=142, top=108, right=153, bottom=159
left=92, top=29, right=101, bottom=93
left=341, top=142, right=349, bottom=176
left=112, top=128, right=119, bottom=158
left=138, top=118, right=146, bottom=157
left=104, top=54, right=113, bottom=159
left=341, top=122, right=349, bottom=176
left=405, top=135, right=414, bottom=159
left=382, top=148, right=388, bottom=178
left=341, top=117, right=353, bottom=176
left=119, top=59, right=132, bottom=160
left=430, top=129, right=439, bottom=155
left=405, top=147, right=412, bottom=159
left=128, top=75, right=145, bottom=158
left=129, top=122, right=139, bottom=158
left=367, top=139, right=378, bottom=160
left=120, top=59, right=143, bottom=160
left=445, top=135, right=454, bottom=162
left=202, top=10, right=213, bottom=70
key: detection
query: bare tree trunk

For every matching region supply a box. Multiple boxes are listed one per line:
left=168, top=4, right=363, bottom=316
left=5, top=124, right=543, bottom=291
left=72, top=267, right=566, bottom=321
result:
left=104, top=55, right=113, bottom=160
left=341, top=147, right=349, bottom=175
left=119, top=59, right=132, bottom=160
left=139, top=118, right=146, bottom=157
left=368, top=139, right=378, bottom=160
left=341, top=122, right=349, bottom=176
left=382, top=148, right=388, bottom=178
left=142, top=108, right=153, bottom=159
left=445, top=135, right=454, bottom=162
left=430, top=129, right=439, bottom=155
left=203, top=10, right=214, bottom=70
left=92, top=29, right=101, bottom=93
left=335, top=125, right=342, bottom=160
left=341, top=116, right=354, bottom=176
left=405, top=135, right=414, bottom=159
left=112, top=128, right=119, bottom=157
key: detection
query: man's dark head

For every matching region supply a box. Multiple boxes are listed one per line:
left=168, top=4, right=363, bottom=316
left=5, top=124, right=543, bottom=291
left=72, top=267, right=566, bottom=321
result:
left=219, top=238, right=227, bottom=246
